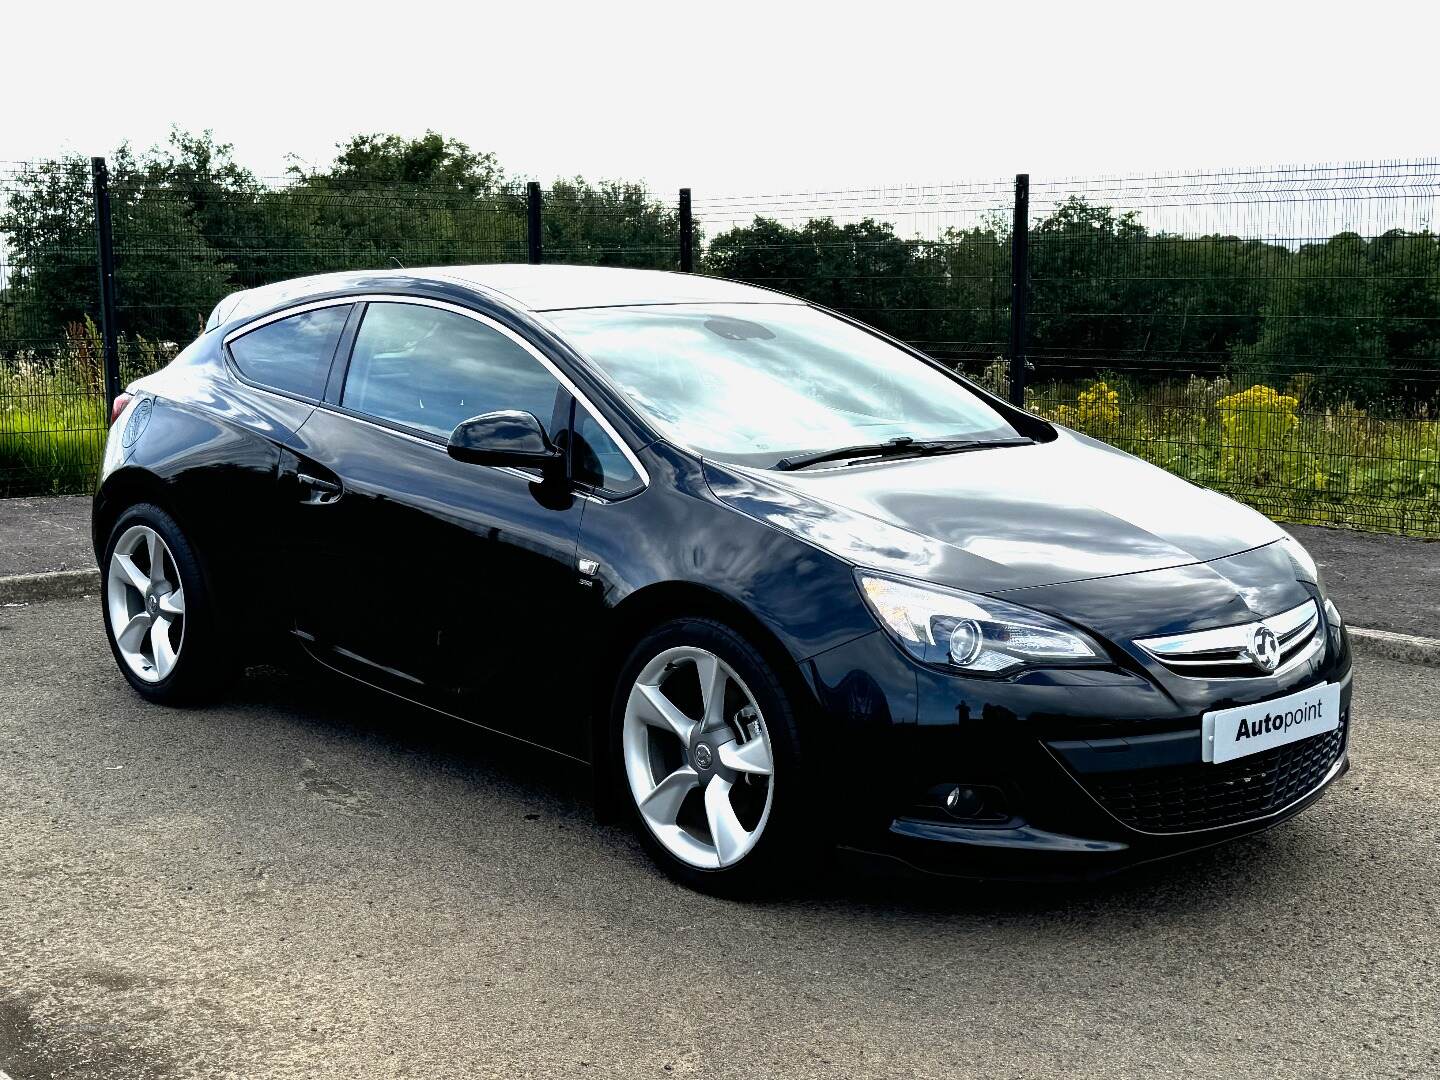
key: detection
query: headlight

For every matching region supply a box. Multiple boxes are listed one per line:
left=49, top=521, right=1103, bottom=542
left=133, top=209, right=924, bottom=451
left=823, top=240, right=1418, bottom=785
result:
left=856, top=572, right=1105, bottom=675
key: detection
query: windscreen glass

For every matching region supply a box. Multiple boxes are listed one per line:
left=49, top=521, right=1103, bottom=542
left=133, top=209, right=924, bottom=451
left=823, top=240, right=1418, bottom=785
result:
left=547, top=304, right=1020, bottom=467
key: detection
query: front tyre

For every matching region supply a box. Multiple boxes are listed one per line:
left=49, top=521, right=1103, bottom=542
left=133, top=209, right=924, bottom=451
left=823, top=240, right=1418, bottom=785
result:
left=101, top=502, right=232, bottom=705
left=613, top=617, right=817, bottom=897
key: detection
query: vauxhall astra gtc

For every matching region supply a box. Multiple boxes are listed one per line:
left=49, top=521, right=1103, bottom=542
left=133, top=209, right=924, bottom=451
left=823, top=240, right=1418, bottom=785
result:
left=94, top=265, right=1352, bottom=894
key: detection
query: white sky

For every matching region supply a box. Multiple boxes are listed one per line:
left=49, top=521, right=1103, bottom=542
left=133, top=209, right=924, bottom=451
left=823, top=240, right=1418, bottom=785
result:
left=5, top=0, right=1436, bottom=199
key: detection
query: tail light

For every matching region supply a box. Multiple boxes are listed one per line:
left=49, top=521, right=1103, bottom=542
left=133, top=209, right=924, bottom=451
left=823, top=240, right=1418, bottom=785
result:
left=109, top=392, right=135, bottom=427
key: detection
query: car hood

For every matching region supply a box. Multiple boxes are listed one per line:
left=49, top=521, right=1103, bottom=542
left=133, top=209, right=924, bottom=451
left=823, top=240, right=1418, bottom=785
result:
left=702, top=428, right=1287, bottom=595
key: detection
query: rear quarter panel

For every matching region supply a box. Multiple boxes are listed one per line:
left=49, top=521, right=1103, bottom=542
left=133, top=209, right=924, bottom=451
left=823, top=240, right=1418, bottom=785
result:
left=95, top=335, right=316, bottom=650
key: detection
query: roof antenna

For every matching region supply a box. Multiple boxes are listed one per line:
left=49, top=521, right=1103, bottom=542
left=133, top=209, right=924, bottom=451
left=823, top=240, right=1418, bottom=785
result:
left=389, top=256, right=405, bottom=269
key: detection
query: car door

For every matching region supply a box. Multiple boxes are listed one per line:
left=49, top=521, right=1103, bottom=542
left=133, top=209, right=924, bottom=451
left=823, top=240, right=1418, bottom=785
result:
left=212, top=300, right=355, bottom=637
left=282, top=297, right=588, bottom=749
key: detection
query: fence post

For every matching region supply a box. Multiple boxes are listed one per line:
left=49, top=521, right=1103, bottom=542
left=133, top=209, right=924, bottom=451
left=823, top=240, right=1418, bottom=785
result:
left=1007, top=172, right=1030, bottom=407
left=678, top=188, right=693, bottom=272
left=526, top=181, right=543, bottom=264
left=90, top=156, right=121, bottom=408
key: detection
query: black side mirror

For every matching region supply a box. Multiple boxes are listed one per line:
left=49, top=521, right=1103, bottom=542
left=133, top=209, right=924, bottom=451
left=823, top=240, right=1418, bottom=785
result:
left=447, top=410, right=561, bottom=468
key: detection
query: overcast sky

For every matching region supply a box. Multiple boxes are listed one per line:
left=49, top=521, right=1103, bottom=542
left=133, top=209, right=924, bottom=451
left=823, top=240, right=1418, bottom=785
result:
left=6, top=0, right=1435, bottom=197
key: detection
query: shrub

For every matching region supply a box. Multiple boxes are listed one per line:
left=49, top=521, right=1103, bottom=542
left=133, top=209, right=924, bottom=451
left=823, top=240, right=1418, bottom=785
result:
left=1052, top=380, right=1122, bottom=438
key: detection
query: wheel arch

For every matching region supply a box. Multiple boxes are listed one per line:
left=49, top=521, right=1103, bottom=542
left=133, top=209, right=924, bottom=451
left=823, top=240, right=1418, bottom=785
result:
left=93, top=467, right=240, bottom=639
left=93, top=467, right=182, bottom=563
left=587, top=580, right=817, bottom=770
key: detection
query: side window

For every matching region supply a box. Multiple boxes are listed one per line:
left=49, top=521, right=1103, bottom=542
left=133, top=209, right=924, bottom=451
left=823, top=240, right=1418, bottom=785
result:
left=227, top=305, right=350, bottom=399
left=570, top=406, right=643, bottom=495
left=342, top=303, right=562, bottom=439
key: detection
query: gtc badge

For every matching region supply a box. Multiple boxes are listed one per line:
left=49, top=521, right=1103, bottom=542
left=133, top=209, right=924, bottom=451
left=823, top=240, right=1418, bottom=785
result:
left=1247, top=625, right=1281, bottom=673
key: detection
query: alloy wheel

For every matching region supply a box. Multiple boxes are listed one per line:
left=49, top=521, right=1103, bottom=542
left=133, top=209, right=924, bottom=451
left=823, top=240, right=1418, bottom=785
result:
left=106, top=524, right=186, bottom=683
left=622, top=645, right=776, bottom=869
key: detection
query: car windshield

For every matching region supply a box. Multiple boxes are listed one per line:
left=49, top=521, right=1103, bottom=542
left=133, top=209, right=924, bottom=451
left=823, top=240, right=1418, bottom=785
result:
left=547, top=303, right=1024, bottom=468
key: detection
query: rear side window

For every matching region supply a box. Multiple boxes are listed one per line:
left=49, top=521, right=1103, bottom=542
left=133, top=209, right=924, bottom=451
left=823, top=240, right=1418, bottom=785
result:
left=341, top=303, right=562, bottom=439
left=570, top=406, right=642, bottom=495
left=228, top=305, right=350, bottom=399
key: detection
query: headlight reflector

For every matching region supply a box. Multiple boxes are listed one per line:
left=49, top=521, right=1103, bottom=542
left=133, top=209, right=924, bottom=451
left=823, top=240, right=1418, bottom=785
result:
left=857, top=572, right=1103, bottom=674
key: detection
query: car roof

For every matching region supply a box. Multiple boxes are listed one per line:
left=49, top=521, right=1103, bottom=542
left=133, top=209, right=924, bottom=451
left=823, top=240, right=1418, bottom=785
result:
left=205, top=264, right=800, bottom=332
left=437, top=264, right=799, bottom=311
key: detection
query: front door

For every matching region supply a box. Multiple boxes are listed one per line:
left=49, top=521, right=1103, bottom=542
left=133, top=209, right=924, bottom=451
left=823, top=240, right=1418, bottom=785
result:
left=283, top=299, right=587, bottom=750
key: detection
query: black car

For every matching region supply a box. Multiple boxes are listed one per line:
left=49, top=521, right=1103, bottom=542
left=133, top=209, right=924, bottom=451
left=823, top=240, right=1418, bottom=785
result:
left=94, top=265, right=1353, bottom=893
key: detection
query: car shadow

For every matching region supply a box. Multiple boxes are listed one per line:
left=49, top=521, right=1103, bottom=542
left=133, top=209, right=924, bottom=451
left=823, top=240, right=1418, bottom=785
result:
left=223, top=660, right=1338, bottom=923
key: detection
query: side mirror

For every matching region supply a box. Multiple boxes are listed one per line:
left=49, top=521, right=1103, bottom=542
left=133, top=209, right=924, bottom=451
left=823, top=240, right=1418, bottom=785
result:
left=447, top=410, right=561, bottom=468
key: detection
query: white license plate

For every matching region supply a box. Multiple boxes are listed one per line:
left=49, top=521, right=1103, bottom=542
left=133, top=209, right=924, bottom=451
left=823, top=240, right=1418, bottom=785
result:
left=1202, top=682, right=1341, bottom=764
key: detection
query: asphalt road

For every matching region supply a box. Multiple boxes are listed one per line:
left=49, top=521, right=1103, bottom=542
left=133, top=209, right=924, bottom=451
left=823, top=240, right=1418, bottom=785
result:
left=1, top=598, right=1436, bottom=1080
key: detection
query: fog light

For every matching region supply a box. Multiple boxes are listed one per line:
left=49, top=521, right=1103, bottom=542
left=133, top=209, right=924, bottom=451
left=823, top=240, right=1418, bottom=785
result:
left=916, top=782, right=1011, bottom=824
left=942, top=785, right=984, bottom=819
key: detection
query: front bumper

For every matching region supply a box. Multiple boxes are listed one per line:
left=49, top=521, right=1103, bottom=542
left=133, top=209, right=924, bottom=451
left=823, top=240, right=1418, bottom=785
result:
left=803, top=626, right=1354, bottom=882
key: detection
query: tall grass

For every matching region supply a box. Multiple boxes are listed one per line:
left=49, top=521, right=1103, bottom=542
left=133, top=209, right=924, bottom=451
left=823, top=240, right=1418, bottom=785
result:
left=0, top=321, right=174, bottom=497
left=967, top=360, right=1439, bottom=538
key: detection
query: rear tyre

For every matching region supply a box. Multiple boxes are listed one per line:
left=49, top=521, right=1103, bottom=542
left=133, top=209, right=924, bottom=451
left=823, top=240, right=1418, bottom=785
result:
left=100, top=502, right=234, bottom=705
left=612, top=617, right=820, bottom=897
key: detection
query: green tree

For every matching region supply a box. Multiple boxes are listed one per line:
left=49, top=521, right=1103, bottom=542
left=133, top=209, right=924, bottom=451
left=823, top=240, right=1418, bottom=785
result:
left=702, top=216, right=946, bottom=347
left=317, top=131, right=504, bottom=194
left=1, top=146, right=233, bottom=346
left=541, top=178, right=684, bottom=269
left=1027, top=197, right=1153, bottom=367
left=1234, top=233, right=1390, bottom=405
left=275, top=131, right=524, bottom=272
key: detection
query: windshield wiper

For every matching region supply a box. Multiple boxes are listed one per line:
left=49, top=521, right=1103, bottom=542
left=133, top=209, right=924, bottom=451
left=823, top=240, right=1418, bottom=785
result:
left=774, top=436, right=1033, bottom=472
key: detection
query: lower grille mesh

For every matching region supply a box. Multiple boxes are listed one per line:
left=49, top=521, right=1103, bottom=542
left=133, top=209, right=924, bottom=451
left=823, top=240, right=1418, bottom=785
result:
left=1083, top=717, right=1346, bottom=833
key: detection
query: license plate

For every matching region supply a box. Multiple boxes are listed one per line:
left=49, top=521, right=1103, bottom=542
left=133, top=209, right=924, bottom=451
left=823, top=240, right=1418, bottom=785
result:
left=1202, top=682, right=1341, bottom=764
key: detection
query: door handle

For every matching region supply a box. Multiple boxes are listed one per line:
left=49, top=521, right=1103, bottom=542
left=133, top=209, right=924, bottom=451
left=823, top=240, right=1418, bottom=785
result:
left=296, top=473, right=343, bottom=502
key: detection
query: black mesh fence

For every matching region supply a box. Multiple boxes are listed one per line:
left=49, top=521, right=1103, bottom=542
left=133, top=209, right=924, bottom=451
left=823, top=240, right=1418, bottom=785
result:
left=695, top=180, right=1015, bottom=365
left=538, top=180, right=680, bottom=269
left=1022, top=166, right=1440, bottom=536
left=2, top=156, right=1437, bottom=536
left=698, top=165, right=1440, bottom=537
left=0, top=160, right=109, bottom=497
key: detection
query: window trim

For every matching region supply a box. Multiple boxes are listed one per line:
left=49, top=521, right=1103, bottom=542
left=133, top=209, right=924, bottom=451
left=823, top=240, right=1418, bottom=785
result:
left=562, top=395, right=645, bottom=500
left=333, top=299, right=567, bottom=447
left=221, top=298, right=356, bottom=404
left=226, top=293, right=650, bottom=493
left=329, top=296, right=650, bottom=489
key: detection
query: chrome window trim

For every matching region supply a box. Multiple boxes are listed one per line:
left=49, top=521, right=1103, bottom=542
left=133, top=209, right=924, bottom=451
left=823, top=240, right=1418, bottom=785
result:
left=225, top=293, right=649, bottom=491
left=221, top=297, right=357, bottom=403
left=1134, top=599, right=1324, bottom=678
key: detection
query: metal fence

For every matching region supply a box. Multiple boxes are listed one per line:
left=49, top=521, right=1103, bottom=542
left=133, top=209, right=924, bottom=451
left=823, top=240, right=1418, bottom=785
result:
left=3, top=157, right=1437, bottom=536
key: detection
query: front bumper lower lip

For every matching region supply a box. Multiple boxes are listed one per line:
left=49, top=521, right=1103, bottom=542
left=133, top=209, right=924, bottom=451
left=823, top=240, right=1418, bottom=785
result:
left=887, top=819, right=1128, bottom=854
left=846, top=751, right=1350, bottom=883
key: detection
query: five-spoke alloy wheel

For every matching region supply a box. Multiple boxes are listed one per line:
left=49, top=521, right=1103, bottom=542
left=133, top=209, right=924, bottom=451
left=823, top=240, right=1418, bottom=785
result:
left=100, top=502, right=230, bottom=704
left=622, top=645, right=776, bottom=869
left=614, top=617, right=814, bottom=895
left=106, top=523, right=186, bottom=683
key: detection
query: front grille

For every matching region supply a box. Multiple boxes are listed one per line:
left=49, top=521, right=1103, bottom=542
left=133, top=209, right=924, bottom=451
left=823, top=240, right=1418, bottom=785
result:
left=1134, top=599, right=1324, bottom=679
left=1081, top=716, right=1346, bottom=833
